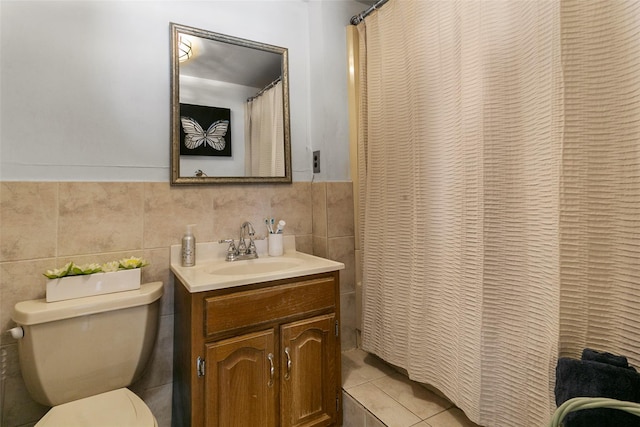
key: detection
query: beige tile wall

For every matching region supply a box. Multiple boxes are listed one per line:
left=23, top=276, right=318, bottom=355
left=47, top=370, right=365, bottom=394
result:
left=0, top=181, right=355, bottom=427
left=312, top=181, right=357, bottom=350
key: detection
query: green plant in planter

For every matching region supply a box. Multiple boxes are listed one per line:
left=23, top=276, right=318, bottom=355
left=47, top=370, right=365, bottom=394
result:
left=44, top=257, right=148, bottom=279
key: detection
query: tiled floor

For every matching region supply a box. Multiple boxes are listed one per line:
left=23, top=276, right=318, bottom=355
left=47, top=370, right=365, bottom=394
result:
left=342, top=349, right=481, bottom=427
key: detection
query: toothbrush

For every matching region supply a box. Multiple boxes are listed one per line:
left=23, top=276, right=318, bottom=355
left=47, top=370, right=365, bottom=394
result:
left=276, top=220, right=286, bottom=234
left=270, top=218, right=275, bottom=233
left=265, top=218, right=274, bottom=234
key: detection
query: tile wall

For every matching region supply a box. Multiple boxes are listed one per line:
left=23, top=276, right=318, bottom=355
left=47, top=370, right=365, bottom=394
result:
left=312, top=182, right=357, bottom=350
left=0, top=181, right=356, bottom=427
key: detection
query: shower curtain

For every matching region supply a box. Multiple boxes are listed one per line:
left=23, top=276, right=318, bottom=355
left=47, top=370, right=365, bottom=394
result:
left=245, top=80, right=285, bottom=176
left=353, top=1, right=640, bottom=426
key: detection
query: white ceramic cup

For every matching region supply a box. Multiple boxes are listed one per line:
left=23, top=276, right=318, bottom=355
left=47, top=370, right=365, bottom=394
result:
left=268, top=233, right=284, bottom=256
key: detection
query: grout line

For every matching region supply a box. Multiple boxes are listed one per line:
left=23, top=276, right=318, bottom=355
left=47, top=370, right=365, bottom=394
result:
left=369, top=380, right=433, bottom=422
left=343, top=388, right=390, bottom=427
left=55, top=182, right=60, bottom=259
left=370, top=378, right=454, bottom=422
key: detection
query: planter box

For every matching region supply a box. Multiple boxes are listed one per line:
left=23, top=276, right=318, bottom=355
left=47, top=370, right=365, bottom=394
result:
left=46, top=268, right=141, bottom=302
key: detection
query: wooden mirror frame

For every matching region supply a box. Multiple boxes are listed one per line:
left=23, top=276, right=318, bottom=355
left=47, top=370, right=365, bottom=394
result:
left=170, top=23, right=291, bottom=185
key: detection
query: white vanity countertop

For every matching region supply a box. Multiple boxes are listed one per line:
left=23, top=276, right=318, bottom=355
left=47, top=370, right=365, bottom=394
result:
left=170, top=236, right=345, bottom=293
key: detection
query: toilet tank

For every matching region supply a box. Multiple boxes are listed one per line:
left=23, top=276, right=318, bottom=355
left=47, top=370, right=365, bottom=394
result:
left=11, top=281, right=163, bottom=407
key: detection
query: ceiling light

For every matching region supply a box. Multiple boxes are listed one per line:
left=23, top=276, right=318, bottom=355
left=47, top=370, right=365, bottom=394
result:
left=179, top=36, right=193, bottom=62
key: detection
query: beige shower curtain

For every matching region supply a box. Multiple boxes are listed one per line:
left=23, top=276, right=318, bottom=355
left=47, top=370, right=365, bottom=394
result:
left=354, top=1, right=640, bottom=426
left=245, top=80, right=285, bottom=176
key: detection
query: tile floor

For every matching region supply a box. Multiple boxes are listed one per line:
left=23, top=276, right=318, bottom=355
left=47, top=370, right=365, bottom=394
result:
left=342, top=349, right=482, bottom=427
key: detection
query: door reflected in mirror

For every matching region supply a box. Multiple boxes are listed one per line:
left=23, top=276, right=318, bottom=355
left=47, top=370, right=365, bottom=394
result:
left=170, top=23, right=291, bottom=184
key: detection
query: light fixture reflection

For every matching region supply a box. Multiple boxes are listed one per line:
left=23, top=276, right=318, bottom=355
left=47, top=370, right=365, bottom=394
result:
left=179, top=35, right=193, bottom=62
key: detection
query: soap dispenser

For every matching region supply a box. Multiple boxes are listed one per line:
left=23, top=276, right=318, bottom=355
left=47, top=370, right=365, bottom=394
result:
left=182, top=224, right=196, bottom=267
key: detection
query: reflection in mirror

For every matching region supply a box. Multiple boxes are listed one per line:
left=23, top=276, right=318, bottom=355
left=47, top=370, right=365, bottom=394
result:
left=170, top=23, right=291, bottom=184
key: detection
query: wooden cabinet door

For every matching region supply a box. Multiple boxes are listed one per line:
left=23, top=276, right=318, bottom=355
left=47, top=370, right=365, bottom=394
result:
left=205, top=329, right=277, bottom=427
left=280, top=314, right=337, bottom=427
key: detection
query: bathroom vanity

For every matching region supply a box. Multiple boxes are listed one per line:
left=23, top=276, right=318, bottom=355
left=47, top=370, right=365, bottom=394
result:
left=171, top=240, right=344, bottom=427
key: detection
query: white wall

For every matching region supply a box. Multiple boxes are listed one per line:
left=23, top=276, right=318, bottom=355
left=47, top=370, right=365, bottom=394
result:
left=0, top=0, right=363, bottom=182
left=308, top=1, right=363, bottom=181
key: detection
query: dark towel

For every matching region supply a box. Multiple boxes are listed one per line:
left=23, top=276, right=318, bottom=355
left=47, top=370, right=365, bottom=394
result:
left=582, top=348, right=637, bottom=372
left=555, top=357, right=640, bottom=427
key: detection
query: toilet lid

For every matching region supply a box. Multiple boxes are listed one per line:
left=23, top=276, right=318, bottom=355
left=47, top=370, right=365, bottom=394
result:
left=36, top=388, right=157, bottom=427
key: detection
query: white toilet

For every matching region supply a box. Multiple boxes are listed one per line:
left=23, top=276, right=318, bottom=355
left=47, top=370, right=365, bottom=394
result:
left=10, top=281, right=164, bottom=427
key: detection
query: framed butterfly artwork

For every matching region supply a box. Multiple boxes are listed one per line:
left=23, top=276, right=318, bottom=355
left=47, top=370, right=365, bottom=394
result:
left=179, top=103, right=232, bottom=157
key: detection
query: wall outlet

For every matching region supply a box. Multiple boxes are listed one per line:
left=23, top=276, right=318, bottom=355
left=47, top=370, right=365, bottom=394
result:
left=313, top=150, right=321, bottom=173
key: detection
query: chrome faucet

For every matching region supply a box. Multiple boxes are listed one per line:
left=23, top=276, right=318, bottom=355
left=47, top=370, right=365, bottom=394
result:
left=219, top=221, right=259, bottom=262
left=238, top=221, right=258, bottom=258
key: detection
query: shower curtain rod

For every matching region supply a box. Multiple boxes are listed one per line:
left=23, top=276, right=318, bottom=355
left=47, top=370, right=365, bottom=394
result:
left=350, top=0, right=389, bottom=25
left=247, top=76, right=281, bottom=102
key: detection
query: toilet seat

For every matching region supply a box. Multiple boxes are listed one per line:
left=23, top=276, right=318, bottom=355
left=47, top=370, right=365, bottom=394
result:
left=36, top=388, right=157, bottom=427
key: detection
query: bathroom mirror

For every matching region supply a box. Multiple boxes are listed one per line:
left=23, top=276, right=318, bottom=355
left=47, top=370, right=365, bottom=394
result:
left=170, top=23, right=291, bottom=184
